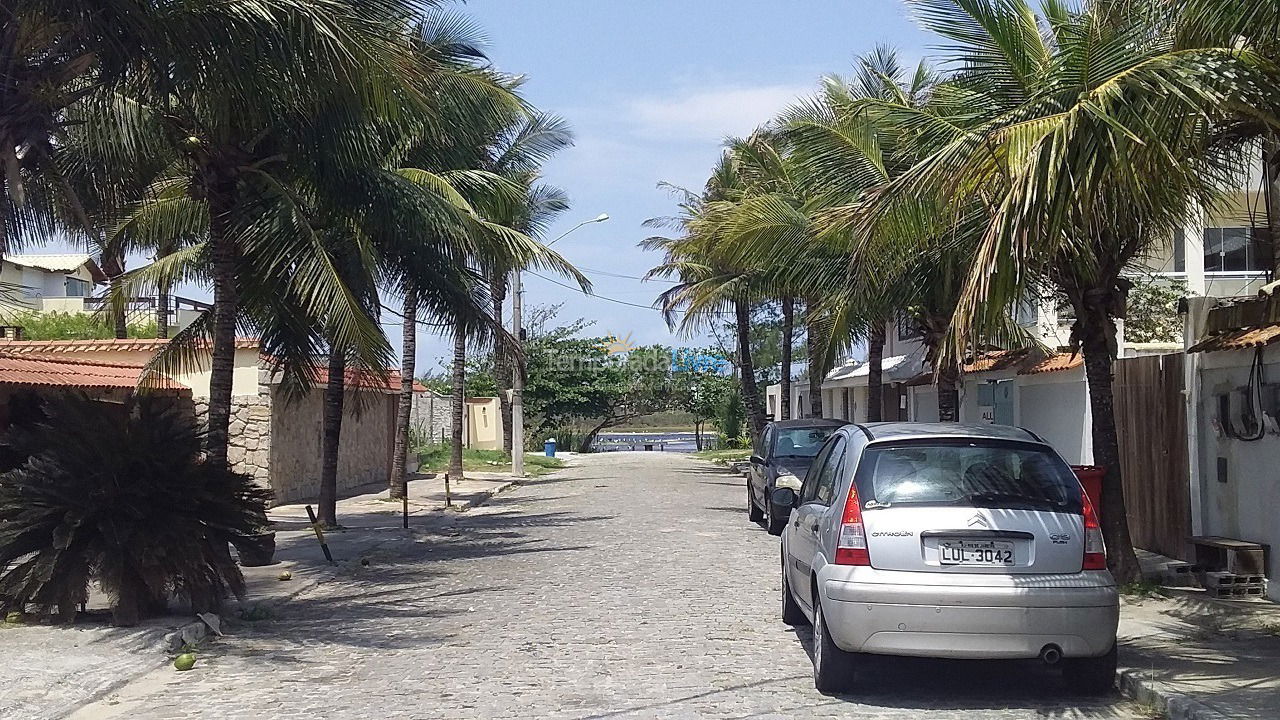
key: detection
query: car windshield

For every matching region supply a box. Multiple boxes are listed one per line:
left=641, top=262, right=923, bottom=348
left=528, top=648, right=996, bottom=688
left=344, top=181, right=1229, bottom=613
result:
left=773, top=427, right=837, bottom=458
left=855, top=440, right=1082, bottom=513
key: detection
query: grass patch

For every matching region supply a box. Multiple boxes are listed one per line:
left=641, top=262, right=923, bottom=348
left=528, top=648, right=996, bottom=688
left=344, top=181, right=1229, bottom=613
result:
left=1133, top=701, right=1166, bottom=720
left=415, top=445, right=566, bottom=476
left=692, top=448, right=752, bottom=465
left=1120, top=580, right=1162, bottom=599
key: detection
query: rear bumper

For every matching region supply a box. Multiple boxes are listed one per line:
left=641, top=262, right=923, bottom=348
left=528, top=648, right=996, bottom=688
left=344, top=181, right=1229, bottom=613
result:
left=819, top=568, right=1118, bottom=660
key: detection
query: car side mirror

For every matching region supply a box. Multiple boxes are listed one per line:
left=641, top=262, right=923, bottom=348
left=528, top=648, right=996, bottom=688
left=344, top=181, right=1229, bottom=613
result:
left=749, top=454, right=764, bottom=465
left=771, top=487, right=798, bottom=509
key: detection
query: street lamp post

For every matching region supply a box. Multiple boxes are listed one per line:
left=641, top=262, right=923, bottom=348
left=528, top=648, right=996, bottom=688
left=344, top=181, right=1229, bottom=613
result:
left=511, top=213, right=608, bottom=476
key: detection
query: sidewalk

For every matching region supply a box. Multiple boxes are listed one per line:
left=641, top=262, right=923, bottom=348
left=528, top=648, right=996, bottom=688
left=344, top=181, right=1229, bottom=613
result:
left=240, top=470, right=526, bottom=609
left=1118, top=588, right=1280, bottom=719
left=0, top=465, right=546, bottom=720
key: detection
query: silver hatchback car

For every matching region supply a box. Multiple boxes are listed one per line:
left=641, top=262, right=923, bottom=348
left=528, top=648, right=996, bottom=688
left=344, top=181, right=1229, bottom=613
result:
left=774, top=422, right=1119, bottom=695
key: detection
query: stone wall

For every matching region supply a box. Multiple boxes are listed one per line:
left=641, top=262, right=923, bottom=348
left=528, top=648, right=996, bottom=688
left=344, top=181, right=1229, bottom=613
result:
left=410, top=391, right=451, bottom=447
left=267, top=387, right=396, bottom=505
left=194, top=393, right=272, bottom=492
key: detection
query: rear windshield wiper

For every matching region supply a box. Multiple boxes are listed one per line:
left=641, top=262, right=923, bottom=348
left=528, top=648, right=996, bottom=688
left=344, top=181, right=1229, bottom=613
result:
left=967, top=492, right=1065, bottom=507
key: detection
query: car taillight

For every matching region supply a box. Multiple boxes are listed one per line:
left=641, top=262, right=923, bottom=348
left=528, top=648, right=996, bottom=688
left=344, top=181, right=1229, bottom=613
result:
left=1081, top=486, right=1107, bottom=571
left=834, top=483, right=869, bottom=566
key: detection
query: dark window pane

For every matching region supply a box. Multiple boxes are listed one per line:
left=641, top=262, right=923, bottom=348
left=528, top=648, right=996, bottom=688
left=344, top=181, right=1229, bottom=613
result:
left=1173, top=228, right=1185, bottom=272
left=1203, top=228, right=1223, bottom=271
left=1250, top=227, right=1273, bottom=272
left=774, top=426, right=836, bottom=458
left=1222, top=228, right=1249, bottom=271
left=855, top=441, right=1082, bottom=512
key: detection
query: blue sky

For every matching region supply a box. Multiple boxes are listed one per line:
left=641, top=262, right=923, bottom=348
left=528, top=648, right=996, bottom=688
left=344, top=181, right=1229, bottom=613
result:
left=407, top=0, right=935, bottom=371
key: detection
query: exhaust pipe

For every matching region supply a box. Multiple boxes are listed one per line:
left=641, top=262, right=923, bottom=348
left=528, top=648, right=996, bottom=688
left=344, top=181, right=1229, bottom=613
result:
left=1039, top=645, right=1062, bottom=665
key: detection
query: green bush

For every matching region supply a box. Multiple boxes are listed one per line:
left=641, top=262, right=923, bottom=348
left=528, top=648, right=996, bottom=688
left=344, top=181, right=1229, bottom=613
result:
left=0, top=394, right=271, bottom=625
left=2, top=310, right=157, bottom=341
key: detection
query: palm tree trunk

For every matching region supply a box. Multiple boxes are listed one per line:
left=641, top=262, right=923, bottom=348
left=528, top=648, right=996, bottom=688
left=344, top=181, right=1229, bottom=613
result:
left=866, top=323, right=885, bottom=423
left=805, top=303, right=827, bottom=418
left=780, top=297, right=793, bottom=421
left=734, top=299, right=766, bottom=441
left=206, top=188, right=239, bottom=468
left=1264, top=134, right=1280, bottom=276
left=449, top=324, right=466, bottom=481
left=317, top=350, right=346, bottom=528
left=156, top=286, right=170, bottom=338
left=937, top=362, right=961, bottom=422
left=389, top=291, right=417, bottom=500
left=101, top=251, right=128, bottom=339
left=1080, top=313, right=1141, bottom=584
left=491, top=271, right=513, bottom=453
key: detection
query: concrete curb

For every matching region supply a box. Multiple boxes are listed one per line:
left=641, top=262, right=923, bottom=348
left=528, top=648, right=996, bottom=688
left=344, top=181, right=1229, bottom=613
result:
left=1118, top=667, right=1228, bottom=720
left=454, top=479, right=519, bottom=511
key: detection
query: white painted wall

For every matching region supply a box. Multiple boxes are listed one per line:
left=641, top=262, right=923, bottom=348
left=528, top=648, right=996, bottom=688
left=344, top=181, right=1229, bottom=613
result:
left=911, top=387, right=940, bottom=422
left=1193, top=348, right=1280, bottom=600
left=1018, top=368, right=1094, bottom=464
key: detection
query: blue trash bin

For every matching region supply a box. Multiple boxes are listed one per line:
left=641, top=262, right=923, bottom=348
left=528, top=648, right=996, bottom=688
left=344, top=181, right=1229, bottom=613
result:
left=544, top=437, right=557, bottom=458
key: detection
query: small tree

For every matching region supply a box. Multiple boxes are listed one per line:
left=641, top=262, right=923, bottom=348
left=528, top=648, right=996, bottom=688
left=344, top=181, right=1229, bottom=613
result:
left=1123, top=277, right=1190, bottom=344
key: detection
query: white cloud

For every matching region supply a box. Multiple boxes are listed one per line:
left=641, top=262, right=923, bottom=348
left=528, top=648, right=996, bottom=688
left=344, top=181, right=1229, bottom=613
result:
left=624, top=83, right=813, bottom=141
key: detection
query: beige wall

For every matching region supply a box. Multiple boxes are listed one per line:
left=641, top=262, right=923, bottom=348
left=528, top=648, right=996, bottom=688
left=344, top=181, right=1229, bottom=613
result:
left=466, top=397, right=502, bottom=450
left=266, top=387, right=395, bottom=505
left=172, top=348, right=261, bottom=397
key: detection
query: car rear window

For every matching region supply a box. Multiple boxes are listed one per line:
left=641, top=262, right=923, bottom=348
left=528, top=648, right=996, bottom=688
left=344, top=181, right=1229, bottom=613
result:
left=774, top=426, right=837, bottom=458
left=854, top=440, right=1082, bottom=513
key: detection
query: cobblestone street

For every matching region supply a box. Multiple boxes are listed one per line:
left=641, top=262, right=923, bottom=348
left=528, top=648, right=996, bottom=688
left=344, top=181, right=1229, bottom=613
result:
left=68, top=452, right=1142, bottom=719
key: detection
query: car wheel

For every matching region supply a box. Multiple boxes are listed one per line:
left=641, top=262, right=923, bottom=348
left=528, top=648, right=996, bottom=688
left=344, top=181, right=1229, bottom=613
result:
left=1063, top=643, right=1117, bottom=695
left=812, top=595, right=856, bottom=694
left=781, top=557, right=808, bottom=626
left=765, top=499, right=787, bottom=536
left=747, top=481, right=764, bottom=523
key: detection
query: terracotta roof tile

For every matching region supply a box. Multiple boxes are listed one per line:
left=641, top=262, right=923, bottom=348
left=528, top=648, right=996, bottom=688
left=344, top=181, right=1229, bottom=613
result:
left=1019, top=353, right=1084, bottom=375
left=0, top=353, right=187, bottom=391
left=963, top=349, right=1029, bottom=374
left=1188, top=324, right=1280, bottom=353
left=0, top=338, right=259, bottom=354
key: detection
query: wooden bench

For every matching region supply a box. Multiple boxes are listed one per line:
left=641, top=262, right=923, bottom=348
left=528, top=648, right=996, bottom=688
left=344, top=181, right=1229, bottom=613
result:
left=1190, top=536, right=1269, bottom=577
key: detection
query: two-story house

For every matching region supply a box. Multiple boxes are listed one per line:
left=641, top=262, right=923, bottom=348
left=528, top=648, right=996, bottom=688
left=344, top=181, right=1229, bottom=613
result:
left=0, top=254, right=105, bottom=315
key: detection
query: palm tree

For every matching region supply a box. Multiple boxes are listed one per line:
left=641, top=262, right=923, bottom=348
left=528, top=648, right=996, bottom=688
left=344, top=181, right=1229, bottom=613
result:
left=838, top=0, right=1280, bottom=581
left=645, top=153, right=771, bottom=441
left=85, top=0, right=438, bottom=469
left=0, top=0, right=147, bottom=254
left=478, top=114, right=574, bottom=453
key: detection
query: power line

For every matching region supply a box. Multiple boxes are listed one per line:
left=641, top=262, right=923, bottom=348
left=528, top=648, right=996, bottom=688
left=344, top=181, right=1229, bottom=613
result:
left=527, top=270, right=732, bottom=315
left=575, top=265, right=680, bottom=283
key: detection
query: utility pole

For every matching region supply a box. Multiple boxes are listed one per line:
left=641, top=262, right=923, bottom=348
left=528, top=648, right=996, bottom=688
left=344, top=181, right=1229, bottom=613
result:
left=510, top=213, right=610, bottom=477
left=511, top=268, right=526, bottom=477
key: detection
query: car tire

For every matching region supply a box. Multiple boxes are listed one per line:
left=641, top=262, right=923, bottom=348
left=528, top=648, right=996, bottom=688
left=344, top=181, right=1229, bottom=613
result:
left=1063, top=643, right=1117, bottom=695
left=765, top=499, right=787, bottom=536
left=812, top=596, right=856, bottom=694
left=781, top=558, right=809, bottom=626
left=747, top=481, right=764, bottom=523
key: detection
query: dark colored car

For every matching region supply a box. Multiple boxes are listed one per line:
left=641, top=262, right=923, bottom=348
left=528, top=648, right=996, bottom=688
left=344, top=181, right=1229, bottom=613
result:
left=747, top=418, right=844, bottom=534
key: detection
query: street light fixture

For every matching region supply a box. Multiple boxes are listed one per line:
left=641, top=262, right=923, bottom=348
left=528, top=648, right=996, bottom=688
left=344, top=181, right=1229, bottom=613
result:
left=511, top=212, right=610, bottom=477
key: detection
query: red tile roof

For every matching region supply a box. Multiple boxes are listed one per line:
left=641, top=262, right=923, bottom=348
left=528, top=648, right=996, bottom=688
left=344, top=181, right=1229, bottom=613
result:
left=0, top=353, right=188, bottom=391
left=339, top=368, right=429, bottom=394
left=963, top=349, right=1029, bottom=374
left=1188, top=324, right=1280, bottom=353
left=901, top=350, right=1082, bottom=386
left=1019, top=353, right=1084, bottom=375
left=0, top=338, right=259, bottom=354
